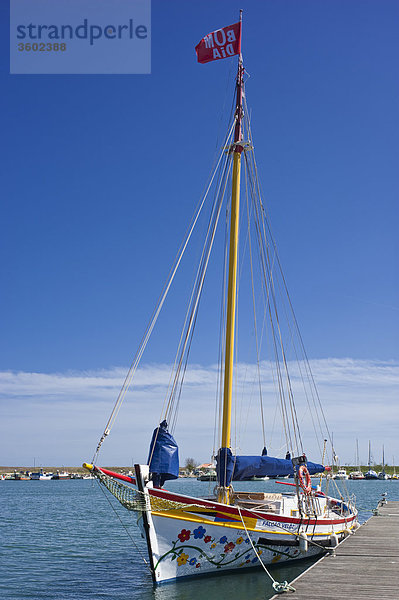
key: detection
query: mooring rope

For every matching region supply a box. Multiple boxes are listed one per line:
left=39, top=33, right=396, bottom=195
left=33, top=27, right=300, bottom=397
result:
left=236, top=505, right=296, bottom=594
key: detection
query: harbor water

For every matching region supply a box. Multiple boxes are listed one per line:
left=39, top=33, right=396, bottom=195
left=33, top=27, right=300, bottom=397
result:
left=2, top=477, right=398, bottom=600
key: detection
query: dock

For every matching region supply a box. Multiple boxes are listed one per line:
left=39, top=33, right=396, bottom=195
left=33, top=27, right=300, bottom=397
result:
left=271, top=500, right=399, bottom=599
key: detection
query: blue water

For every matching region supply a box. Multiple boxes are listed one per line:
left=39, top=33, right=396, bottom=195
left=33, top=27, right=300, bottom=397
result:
left=1, top=478, right=398, bottom=600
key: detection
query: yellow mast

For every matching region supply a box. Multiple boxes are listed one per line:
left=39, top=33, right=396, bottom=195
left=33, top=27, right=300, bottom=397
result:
left=218, top=55, right=244, bottom=504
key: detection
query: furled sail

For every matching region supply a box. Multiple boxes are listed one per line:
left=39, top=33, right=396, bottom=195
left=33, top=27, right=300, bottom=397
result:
left=148, top=420, right=179, bottom=487
left=216, top=447, right=324, bottom=484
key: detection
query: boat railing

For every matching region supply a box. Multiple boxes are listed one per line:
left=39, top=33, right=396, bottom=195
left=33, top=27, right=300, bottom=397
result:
left=299, top=493, right=323, bottom=517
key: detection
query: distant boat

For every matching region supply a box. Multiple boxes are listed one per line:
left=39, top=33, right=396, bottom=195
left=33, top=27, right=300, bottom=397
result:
left=197, top=470, right=217, bottom=481
left=30, top=469, right=53, bottom=480
left=349, top=471, right=364, bottom=480
left=52, top=470, right=70, bottom=480
left=391, top=458, right=398, bottom=480
left=364, top=441, right=378, bottom=480
left=349, top=439, right=364, bottom=479
left=6, top=471, right=30, bottom=480
left=333, top=468, right=349, bottom=480
left=378, top=445, right=389, bottom=480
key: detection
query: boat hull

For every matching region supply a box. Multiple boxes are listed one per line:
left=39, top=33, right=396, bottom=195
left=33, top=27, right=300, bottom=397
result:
left=364, top=471, right=378, bottom=480
left=142, top=485, right=357, bottom=583
left=144, top=513, right=325, bottom=582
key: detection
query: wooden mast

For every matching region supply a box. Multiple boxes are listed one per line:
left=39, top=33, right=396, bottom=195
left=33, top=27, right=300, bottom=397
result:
left=219, top=13, right=243, bottom=504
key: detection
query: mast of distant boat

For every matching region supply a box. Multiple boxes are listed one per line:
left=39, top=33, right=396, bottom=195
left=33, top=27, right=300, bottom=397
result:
left=219, top=10, right=243, bottom=505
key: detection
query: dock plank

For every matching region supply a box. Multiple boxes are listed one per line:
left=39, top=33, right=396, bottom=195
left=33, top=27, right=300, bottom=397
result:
left=270, top=501, right=399, bottom=599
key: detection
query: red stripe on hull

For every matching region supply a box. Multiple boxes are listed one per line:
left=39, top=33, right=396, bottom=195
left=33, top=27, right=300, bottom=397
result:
left=149, top=487, right=356, bottom=527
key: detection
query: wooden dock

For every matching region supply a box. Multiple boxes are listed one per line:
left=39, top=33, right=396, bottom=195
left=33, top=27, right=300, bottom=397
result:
left=271, top=500, right=399, bottom=599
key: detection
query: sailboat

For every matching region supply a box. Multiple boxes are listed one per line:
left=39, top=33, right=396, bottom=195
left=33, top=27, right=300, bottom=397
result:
left=349, top=439, right=364, bottom=479
left=83, top=16, right=358, bottom=585
left=378, top=446, right=389, bottom=480
left=364, top=441, right=378, bottom=480
left=391, top=458, right=398, bottom=480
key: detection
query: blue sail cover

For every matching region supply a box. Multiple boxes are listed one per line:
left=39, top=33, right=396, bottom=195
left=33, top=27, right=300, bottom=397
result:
left=216, top=449, right=324, bottom=484
left=147, top=420, right=179, bottom=486
left=216, top=447, right=235, bottom=487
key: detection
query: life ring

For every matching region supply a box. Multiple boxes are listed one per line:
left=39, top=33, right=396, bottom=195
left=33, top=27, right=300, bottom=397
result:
left=298, top=465, right=312, bottom=494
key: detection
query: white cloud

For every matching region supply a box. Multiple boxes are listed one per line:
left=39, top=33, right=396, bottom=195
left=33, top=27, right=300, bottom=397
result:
left=1, top=358, right=398, bottom=468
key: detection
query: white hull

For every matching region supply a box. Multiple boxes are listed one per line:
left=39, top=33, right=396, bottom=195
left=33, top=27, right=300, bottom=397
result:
left=144, top=513, right=324, bottom=582
left=349, top=472, right=364, bottom=480
left=138, top=477, right=357, bottom=583
left=52, top=472, right=70, bottom=480
left=333, top=469, right=349, bottom=480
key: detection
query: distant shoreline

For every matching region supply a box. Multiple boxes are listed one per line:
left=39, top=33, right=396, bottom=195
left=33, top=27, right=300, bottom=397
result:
left=1, top=464, right=398, bottom=476
left=0, top=466, right=130, bottom=475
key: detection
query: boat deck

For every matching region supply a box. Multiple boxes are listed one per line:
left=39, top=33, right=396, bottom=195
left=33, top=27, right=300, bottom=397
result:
left=270, top=500, right=399, bottom=599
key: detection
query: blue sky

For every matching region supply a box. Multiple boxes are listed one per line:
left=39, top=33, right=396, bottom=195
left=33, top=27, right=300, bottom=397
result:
left=1, top=1, right=398, bottom=467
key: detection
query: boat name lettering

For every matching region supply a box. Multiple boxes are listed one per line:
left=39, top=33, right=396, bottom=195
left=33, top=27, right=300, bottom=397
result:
left=258, top=519, right=297, bottom=531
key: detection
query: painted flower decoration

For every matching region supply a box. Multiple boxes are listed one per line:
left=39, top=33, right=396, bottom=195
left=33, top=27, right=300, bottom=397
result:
left=189, top=557, right=197, bottom=566
left=204, top=535, right=212, bottom=543
left=251, top=556, right=258, bottom=564
left=236, top=537, right=244, bottom=545
left=177, top=552, right=189, bottom=566
left=219, top=535, right=228, bottom=544
left=177, top=529, right=191, bottom=542
left=193, top=526, right=206, bottom=539
left=224, top=542, right=235, bottom=554
left=272, top=554, right=282, bottom=563
left=245, top=538, right=250, bottom=544
left=196, top=563, right=201, bottom=568
left=210, top=543, right=216, bottom=549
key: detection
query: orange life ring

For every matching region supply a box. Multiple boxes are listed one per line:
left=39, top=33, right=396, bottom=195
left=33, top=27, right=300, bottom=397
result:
left=298, top=465, right=312, bottom=494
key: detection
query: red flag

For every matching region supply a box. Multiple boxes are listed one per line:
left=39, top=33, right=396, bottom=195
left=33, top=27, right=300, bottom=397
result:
left=195, top=22, right=241, bottom=64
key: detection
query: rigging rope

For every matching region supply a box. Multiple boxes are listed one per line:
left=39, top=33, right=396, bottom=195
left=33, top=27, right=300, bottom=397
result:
left=242, top=92, right=335, bottom=462
left=166, top=149, right=234, bottom=433
left=92, top=121, right=236, bottom=463
left=93, top=67, right=338, bottom=478
left=244, top=157, right=266, bottom=447
left=242, top=99, right=317, bottom=459
left=212, top=195, right=230, bottom=459
left=95, top=477, right=150, bottom=569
